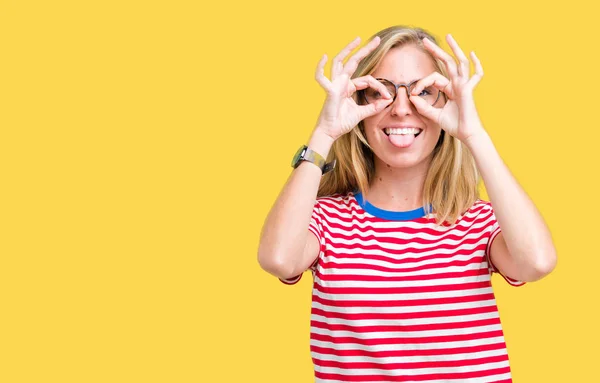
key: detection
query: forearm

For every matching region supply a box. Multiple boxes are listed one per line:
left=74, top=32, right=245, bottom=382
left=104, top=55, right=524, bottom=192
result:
left=465, top=130, right=557, bottom=277
left=257, top=128, right=334, bottom=278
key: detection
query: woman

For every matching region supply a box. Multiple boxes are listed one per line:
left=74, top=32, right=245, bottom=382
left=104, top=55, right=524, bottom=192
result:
left=258, top=25, right=556, bottom=382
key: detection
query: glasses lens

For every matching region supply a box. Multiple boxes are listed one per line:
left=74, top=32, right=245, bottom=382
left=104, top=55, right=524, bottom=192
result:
left=410, top=84, right=440, bottom=105
left=363, top=81, right=396, bottom=104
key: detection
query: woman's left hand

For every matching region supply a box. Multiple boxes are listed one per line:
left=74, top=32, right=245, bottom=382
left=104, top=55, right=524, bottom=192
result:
left=409, top=34, right=486, bottom=144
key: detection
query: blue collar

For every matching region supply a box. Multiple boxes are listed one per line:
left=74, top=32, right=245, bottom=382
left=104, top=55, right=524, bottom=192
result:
left=354, top=192, right=428, bottom=221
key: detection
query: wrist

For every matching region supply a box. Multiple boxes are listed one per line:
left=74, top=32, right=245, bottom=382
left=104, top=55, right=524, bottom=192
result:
left=463, top=130, right=491, bottom=151
left=308, top=128, right=336, bottom=159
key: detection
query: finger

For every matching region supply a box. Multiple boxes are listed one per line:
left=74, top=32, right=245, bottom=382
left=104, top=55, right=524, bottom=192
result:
left=446, top=34, right=470, bottom=79
left=357, top=97, right=394, bottom=120
left=332, top=37, right=362, bottom=80
left=422, top=37, right=458, bottom=79
left=315, top=54, right=333, bottom=92
left=409, top=95, right=441, bottom=122
left=352, top=75, right=392, bottom=99
left=410, top=72, right=454, bottom=100
left=466, top=51, right=484, bottom=89
left=343, top=36, right=381, bottom=77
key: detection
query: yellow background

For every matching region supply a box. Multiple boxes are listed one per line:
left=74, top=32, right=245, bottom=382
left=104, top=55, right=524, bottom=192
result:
left=1, top=0, right=597, bottom=381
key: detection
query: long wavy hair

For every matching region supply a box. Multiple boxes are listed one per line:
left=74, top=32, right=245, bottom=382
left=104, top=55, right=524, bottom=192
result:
left=317, top=26, right=480, bottom=225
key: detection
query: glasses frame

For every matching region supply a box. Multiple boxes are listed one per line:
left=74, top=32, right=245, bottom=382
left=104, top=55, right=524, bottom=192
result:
left=358, top=77, right=444, bottom=107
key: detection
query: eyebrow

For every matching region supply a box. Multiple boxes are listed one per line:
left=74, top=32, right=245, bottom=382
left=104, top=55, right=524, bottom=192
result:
left=377, top=77, right=422, bottom=85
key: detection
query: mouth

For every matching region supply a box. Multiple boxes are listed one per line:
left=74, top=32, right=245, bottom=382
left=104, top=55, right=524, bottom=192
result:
left=384, top=127, right=423, bottom=137
left=383, top=127, right=423, bottom=149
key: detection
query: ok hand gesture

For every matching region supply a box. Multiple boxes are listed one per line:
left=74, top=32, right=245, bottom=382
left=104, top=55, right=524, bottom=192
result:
left=409, top=34, right=486, bottom=144
left=314, top=36, right=394, bottom=141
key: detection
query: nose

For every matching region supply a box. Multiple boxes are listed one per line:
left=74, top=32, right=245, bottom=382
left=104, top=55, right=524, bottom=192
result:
left=390, top=86, right=413, bottom=116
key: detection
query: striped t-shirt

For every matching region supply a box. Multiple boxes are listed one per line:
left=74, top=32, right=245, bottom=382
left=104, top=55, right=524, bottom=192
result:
left=280, top=192, right=524, bottom=383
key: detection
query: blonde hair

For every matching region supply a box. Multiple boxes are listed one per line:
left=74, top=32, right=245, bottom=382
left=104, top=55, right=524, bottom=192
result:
left=317, top=25, right=480, bottom=225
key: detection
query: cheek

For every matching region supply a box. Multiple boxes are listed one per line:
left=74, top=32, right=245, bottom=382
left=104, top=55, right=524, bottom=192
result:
left=423, top=125, right=443, bottom=150
left=362, top=116, right=381, bottom=142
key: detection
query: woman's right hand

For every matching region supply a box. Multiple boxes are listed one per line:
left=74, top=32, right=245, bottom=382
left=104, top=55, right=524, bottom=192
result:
left=314, top=36, right=394, bottom=141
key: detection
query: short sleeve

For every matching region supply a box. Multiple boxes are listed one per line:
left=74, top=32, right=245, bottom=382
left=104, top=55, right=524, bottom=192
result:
left=484, top=203, right=526, bottom=287
left=278, top=199, right=325, bottom=285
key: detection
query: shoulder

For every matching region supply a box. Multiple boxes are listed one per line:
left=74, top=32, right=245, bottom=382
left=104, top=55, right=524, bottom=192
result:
left=471, top=198, right=493, bottom=211
left=450, top=199, right=497, bottom=226
left=315, top=192, right=357, bottom=208
left=312, top=192, right=362, bottom=220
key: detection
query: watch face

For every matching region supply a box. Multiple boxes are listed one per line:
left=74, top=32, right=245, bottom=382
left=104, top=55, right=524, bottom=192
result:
left=291, top=146, right=307, bottom=168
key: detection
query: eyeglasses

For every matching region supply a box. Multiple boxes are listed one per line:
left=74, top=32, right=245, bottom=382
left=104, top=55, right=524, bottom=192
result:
left=358, top=78, right=443, bottom=107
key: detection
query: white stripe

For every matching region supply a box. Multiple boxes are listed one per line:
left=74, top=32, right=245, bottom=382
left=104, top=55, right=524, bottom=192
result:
left=322, top=252, right=487, bottom=272
left=317, top=262, right=487, bottom=278
left=315, top=372, right=512, bottom=383
left=324, top=246, right=487, bottom=268
left=311, top=311, right=500, bottom=327
left=312, top=348, right=508, bottom=364
left=322, top=220, right=491, bottom=241
left=323, top=217, right=493, bottom=243
left=311, top=298, right=498, bottom=314
left=310, top=336, right=507, bottom=352
left=314, top=360, right=510, bottom=376
left=319, top=202, right=494, bottom=231
left=325, top=233, right=488, bottom=256
left=311, top=323, right=503, bottom=339
left=322, top=235, right=489, bottom=260
left=313, top=286, right=494, bottom=301
left=311, top=324, right=502, bottom=340
left=314, top=274, right=491, bottom=288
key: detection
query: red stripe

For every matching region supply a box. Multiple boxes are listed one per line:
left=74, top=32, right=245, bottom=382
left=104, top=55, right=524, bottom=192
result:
left=319, top=216, right=494, bottom=238
left=319, top=222, right=492, bottom=245
left=311, top=305, right=498, bottom=321
left=322, top=243, right=489, bottom=266
left=279, top=275, right=302, bottom=285
left=315, top=280, right=492, bottom=295
left=317, top=200, right=493, bottom=229
left=314, top=354, right=509, bottom=370
left=319, top=257, right=486, bottom=274
left=310, top=317, right=501, bottom=333
left=314, top=366, right=511, bottom=382
left=310, top=342, right=507, bottom=358
left=311, top=330, right=505, bottom=345
left=324, top=242, right=489, bottom=262
left=316, top=267, right=489, bottom=282
left=312, top=293, right=496, bottom=308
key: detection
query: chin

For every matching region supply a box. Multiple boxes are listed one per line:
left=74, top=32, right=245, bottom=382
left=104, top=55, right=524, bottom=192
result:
left=376, top=153, right=429, bottom=169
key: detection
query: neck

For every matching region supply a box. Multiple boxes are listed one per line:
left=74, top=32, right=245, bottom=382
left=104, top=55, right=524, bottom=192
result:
left=364, top=156, right=431, bottom=211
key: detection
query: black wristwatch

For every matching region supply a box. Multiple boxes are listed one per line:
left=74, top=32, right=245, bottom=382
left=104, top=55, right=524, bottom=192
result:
left=291, top=145, right=336, bottom=175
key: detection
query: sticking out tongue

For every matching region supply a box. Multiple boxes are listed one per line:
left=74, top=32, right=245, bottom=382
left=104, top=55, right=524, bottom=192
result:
left=389, top=134, right=416, bottom=148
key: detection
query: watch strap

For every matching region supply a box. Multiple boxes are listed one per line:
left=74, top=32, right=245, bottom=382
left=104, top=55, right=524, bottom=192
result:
left=293, top=145, right=336, bottom=174
left=303, top=147, right=326, bottom=170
